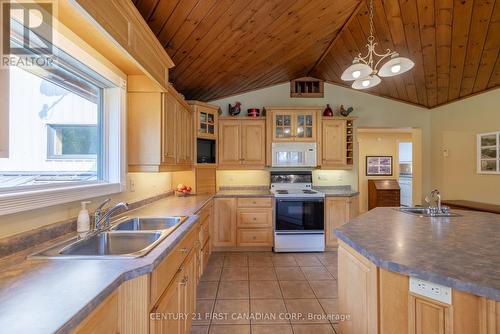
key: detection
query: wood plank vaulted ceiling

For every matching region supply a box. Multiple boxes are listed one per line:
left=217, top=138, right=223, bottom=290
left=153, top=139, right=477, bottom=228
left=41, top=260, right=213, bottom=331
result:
left=133, top=0, right=500, bottom=108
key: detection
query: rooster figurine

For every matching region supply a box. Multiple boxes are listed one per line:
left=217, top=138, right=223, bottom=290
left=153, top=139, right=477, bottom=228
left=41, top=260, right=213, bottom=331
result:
left=228, top=102, right=241, bottom=116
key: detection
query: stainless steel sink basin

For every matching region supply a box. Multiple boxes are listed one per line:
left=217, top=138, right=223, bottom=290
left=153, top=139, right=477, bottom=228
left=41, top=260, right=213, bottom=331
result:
left=398, top=207, right=459, bottom=217
left=58, top=231, right=162, bottom=257
left=111, top=216, right=186, bottom=231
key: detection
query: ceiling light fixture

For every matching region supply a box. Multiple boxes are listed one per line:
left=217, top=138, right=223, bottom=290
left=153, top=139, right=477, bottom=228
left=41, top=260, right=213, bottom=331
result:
left=341, top=0, right=414, bottom=90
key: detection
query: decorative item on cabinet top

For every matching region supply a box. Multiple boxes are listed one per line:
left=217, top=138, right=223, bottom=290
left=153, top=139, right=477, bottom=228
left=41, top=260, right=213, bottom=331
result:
left=323, top=104, right=334, bottom=117
left=228, top=102, right=241, bottom=116
left=339, top=105, right=354, bottom=117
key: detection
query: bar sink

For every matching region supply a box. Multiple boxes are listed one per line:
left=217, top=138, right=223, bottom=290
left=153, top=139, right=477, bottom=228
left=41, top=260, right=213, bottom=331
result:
left=111, top=216, right=186, bottom=231
left=398, top=207, right=459, bottom=217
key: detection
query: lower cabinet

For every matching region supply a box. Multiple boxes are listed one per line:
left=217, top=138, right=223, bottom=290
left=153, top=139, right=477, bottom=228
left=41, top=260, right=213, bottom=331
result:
left=213, top=197, right=273, bottom=249
left=325, top=195, right=359, bottom=249
left=72, top=291, right=119, bottom=334
left=340, top=240, right=500, bottom=334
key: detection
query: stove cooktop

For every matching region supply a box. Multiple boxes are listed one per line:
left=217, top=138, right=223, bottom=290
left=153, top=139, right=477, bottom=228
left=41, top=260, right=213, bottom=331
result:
left=271, top=188, right=325, bottom=198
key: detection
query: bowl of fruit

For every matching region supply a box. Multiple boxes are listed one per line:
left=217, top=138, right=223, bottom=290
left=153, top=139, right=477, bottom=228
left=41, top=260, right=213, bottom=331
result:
left=175, top=184, right=192, bottom=197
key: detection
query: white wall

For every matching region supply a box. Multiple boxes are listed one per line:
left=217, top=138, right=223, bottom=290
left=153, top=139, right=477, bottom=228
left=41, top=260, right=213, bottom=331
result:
left=210, top=82, right=432, bottom=197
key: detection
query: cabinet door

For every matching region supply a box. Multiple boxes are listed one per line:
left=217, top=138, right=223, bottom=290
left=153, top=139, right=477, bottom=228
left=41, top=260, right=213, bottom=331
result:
left=325, top=197, right=349, bottom=248
left=150, top=273, right=184, bottom=334
left=218, top=120, right=241, bottom=166
left=213, top=198, right=237, bottom=247
left=295, top=112, right=316, bottom=142
left=176, top=105, right=189, bottom=164
left=241, top=120, right=266, bottom=166
left=272, top=111, right=294, bottom=141
left=322, top=119, right=346, bottom=166
left=162, top=93, right=177, bottom=164
left=184, top=249, right=198, bottom=334
left=409, top=294, right=451, bottom=334
left=197, top=108, right=217, bottom=140
left=186, top=109, right=194, bottom=164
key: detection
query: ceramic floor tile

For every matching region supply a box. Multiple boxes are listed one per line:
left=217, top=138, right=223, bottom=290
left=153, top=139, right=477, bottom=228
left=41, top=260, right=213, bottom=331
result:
left=309, top=281, right=338, bottom=299
left=207, top=254, right=225, bottom=268
left=209, top=324, right=251, bottom=334
left=316, top=254, right=338, bottom=266
left=300, top=266, right=334, bottom=281
left=284, top=299, right=329, bottom=324
left=251, top=324, right=293, bottom=334
left=248, top=256, right=274, bottom=267
left=293, top=254, right=323, bottom=266
left=221, top=267, right=249, bottom=281
left=197, top=281, right=219, bottom=299
left=249, top=267, right=277, bottom=280
left=212, top=300, right=250, bottom=324
left=249, top=280, right=282, bottom=299
left=190, top=325, right=209, bottom=334
left=292, top=324, right=336, bottom=334
left=201, top=265, right=223, bottom=282
left=194, top=299, right=215, bottom=325
left=217, top=281, right=249, bottom=299
left=318, top=299, right=339, bottom=323
left=279, top=281, right=315, bottom=299
left=324, top=265, right=338, bottom=279
left=224, top=255, right=248, bottom=267
left=272, top=255, right=298, bottom=267
left=332, top=323, right=339, bottom=334
left=275, top=267, right=306, bottom=281
left=249, top=299, right=289, bottom=324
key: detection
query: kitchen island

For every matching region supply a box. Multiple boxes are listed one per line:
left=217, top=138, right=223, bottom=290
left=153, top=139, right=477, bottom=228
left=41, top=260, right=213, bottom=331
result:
left=335, top=207, right=500, bottom=334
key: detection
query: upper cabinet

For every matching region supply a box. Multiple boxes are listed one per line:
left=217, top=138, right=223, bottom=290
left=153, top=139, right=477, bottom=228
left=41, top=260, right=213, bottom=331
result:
left=128, top=75, right=194, bottom=172
left=218, top=117, right=266, bottom=169
left=266, top=107, right=321, bottom=142
left=189, top=101, right=219, bottom=140
left=320, top=117, right=355, bottom=169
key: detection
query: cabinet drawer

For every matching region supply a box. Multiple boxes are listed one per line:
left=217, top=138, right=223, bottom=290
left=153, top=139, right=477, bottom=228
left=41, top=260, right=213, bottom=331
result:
left=237, top=197, right=272, bottom=208
left=237, top=228, right=273, bottom=247
left=150, top=225, right=198, bottom=306
left=237, top=209, right=272, bottom=228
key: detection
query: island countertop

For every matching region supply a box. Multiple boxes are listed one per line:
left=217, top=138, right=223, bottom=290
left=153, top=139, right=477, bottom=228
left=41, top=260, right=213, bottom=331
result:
left=335, top=207, right=500, bottom=301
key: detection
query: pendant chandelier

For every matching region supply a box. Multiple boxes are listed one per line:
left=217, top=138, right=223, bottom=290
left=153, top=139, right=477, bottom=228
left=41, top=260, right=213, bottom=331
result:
left=341, top=0, right=414, bottom=89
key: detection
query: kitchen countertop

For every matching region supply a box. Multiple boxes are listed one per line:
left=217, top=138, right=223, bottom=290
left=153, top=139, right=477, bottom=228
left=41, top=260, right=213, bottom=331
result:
left=0, top=194, right=212, bottom=334
left=313, top=186, right=359, bottom=197
left=335, top=207, right=500, bottom=301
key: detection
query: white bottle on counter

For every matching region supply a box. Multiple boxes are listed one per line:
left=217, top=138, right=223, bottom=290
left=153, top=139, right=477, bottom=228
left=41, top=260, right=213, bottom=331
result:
left=77, top=201, right=91, bottom=237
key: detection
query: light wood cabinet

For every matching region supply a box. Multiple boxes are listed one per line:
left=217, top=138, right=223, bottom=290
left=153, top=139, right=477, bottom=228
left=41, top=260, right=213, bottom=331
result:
left=128, top=76, right=194, bottom=172
left=325, top=196, right=359, bottom=249
left=266, top=107, right=321, bottom=142
left=320, top=117, right=355, bottom=169
left=218, top=118, right=266, bottom=168
left=213, top=198, right=237, bottom=247
left=72, top=291, right=118, bottom=334
left=213, top=197, right=273, bottom=249
left=338, top=241, right=379, bottom=334
left=409, top=294, right=451, bottom=334
left=189, top=101, right=219, bottom=140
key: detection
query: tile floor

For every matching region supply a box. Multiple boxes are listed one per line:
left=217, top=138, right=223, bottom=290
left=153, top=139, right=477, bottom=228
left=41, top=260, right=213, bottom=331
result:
left=192, top=251, right=340, bottom=334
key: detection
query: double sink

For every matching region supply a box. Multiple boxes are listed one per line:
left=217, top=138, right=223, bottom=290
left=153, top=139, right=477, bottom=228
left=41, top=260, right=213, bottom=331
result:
left=30, top=216, right=187, bottom=260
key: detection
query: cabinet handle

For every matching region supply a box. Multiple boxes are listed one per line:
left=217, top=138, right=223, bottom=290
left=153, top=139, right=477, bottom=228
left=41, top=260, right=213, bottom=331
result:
left=253, top=217, right=257, bottom=221
left=181, top=276, right=188, bottom=285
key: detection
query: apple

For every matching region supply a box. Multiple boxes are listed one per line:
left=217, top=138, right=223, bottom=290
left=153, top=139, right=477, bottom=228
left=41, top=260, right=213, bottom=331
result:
left=177, top=184, right=185, bottom=191
left=186, top=186, right=192, bottom=192
left=182, top=189, right=188, bottom=193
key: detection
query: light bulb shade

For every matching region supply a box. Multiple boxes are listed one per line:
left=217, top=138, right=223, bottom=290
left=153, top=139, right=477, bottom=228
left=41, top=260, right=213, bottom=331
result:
left=378, top=56, right=414, bottom=77
left=341, top=62, right=373, bottom=81
left=352, top=75, right=381, bottom=89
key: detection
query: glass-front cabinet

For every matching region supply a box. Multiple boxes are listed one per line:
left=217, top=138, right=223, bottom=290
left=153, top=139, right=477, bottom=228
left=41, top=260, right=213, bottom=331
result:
left=269, top=108, right=320, bottom=142
left=189, top=101, right=219, bottom=140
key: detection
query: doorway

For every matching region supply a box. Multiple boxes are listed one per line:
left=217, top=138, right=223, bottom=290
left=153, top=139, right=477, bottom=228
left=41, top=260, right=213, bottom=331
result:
left=399, top=142, right=413, bottom=207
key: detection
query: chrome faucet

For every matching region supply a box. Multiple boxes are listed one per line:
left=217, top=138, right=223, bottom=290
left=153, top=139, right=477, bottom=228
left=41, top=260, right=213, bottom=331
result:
left=425, top=189, right=449, bottom=216
left=94, top=200, right=128, bottom=231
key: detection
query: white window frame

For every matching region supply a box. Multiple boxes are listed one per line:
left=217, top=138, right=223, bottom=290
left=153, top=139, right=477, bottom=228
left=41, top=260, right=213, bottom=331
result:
left=0, top=20, right=127, bottom=216
left=477, top=131, right=500, bottom=175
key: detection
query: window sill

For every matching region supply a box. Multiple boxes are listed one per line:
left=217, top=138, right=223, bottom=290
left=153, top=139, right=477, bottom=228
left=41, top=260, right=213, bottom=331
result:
left=0, top=182, right=123, bottom=216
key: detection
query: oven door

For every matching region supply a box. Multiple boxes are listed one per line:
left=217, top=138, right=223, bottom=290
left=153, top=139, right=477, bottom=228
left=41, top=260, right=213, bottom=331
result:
left=275, top=198, right=324, bottom=231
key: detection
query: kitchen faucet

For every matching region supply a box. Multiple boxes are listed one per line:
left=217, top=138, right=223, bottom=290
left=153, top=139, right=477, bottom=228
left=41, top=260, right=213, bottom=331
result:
left=94, top=199, right=128, bottom=231
left=425, top=189, right=449, bottom=215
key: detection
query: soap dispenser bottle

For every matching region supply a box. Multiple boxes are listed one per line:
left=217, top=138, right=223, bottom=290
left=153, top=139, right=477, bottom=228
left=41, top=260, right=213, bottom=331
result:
left=77, top=201, right=91, bottom=238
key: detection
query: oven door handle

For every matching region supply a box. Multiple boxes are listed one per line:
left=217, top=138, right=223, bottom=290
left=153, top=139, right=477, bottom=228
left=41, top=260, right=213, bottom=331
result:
left=276, top=198, right=324, bottom=203
left=275, top=231, right=324, bottom=235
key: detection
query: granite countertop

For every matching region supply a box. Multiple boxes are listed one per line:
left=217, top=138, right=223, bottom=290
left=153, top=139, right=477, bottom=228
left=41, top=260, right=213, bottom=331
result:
left=335, top=207, right=500, bottom=301
left=0, top=194, right=212, bottom=334
left=313, top=186, right=359, bottom=197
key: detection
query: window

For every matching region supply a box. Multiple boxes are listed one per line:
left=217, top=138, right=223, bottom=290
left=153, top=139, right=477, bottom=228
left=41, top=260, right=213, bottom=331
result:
left=477, top=132, right=500, bottom=174
left=0, top=15, right=126, bottom=215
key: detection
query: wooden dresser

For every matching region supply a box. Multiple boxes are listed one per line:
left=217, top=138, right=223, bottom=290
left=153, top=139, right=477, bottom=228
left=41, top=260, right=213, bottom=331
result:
left=368, top=179, right=400, bottom=210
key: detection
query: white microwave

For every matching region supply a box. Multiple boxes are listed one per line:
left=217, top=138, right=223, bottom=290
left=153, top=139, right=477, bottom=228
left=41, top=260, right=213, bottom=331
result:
left=271, top=142, right=317, bottom=167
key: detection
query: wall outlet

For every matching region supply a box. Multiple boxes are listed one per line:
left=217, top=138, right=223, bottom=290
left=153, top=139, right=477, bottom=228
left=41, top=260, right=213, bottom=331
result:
left=318, top=174, right=328, bottom=181
left=129, top=179, right=135, bottom=192
left=409, top=277, right=451, bottom=304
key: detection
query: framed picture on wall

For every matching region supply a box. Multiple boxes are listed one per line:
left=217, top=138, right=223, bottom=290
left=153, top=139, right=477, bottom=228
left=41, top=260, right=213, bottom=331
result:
left=366, top=156, right=393, bottom=176
left=477, top=132, right=500, bottom=174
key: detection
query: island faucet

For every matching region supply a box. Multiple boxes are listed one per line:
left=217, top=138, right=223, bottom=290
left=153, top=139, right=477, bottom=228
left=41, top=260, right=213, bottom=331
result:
left=94, top=200, right=129, bottom=231
left=425, top=189, right=449, bottom=215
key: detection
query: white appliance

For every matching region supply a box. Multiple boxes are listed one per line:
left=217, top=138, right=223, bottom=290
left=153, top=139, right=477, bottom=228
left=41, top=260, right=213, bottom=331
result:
left=271, top=171, right=325, bottom=252
left=271, top=142, right=317, bottom=167
left=399, top=175, right=412, bottom=207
